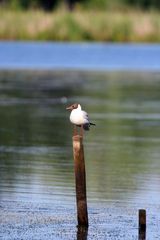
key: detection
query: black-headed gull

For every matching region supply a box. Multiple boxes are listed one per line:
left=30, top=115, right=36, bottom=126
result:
left=66, top=103, right=95, bottom=136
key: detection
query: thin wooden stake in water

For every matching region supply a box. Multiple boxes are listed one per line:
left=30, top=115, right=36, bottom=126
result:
left=72, top=135, right=88, bottom=227
left=139, top=209, right=146, bottom=240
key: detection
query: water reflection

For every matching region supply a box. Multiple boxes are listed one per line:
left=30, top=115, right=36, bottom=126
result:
left=0, top=70, right=160, bottom=209
left=139, top=229, right=146, bottom=240
left=77, top=226, right=88, bottom=240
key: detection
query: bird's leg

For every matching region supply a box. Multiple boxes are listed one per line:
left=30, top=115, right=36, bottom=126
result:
left=80, top=125, right=83, bottom=138
left=73, top=125, right=77, bottom=136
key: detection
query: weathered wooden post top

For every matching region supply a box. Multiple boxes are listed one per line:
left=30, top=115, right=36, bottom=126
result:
left=66, top=103, right=95, bottom=227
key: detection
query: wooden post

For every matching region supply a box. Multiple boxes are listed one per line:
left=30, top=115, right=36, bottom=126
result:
left=139, top=209, right=146, bottom=240
left=72, top=135, right=88, bottom=227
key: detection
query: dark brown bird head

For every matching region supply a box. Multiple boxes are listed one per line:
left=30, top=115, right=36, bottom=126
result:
left=66, top=103, right=79, bottom=111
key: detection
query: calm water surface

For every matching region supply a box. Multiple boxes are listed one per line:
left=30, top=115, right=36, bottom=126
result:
left=0, top=69, right=160, bottom=239
left=0, top=42, right=160, bottom=70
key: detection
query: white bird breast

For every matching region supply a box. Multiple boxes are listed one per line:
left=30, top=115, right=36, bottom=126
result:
left=70, top=109, right=89, bottom=125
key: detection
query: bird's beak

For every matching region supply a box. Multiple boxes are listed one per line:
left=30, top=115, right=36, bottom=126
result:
left=66, top=105, right=72, bottom=110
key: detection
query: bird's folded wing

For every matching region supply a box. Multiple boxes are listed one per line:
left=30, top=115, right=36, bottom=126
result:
left=81, top=110, right=89, bottom=122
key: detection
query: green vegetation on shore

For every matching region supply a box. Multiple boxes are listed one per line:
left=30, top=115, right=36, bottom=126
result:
left=0, top=9, right=160, bottom=42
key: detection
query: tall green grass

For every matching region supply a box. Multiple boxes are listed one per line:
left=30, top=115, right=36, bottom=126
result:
left=0, top=9, right=159, bottom=42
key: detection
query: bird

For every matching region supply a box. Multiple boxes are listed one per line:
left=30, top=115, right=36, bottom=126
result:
left=66, top=103, right=95, bottom=136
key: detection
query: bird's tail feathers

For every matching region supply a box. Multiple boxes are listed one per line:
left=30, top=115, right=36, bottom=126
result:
left=83, top=124, right=90, bottom=131
left=83, top=122, right=96, bottom=131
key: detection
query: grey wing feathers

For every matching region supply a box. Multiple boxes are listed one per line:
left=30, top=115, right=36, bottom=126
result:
left=82, top=110, right=89, bottom=122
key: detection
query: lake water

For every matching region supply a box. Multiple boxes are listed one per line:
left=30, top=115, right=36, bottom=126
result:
left=0, top=42, right=160, bottom=70
left=0, top=42, right=160, bottom=239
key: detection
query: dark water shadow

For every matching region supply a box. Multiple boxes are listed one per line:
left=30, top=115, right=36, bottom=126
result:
left=77, top=226, right=88, bottom=240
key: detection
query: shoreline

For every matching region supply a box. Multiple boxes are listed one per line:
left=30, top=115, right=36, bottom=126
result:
left=0, top=9, right=160, bottom=42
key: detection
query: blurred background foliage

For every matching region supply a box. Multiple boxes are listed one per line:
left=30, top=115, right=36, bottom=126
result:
left=0, top=0, right=159, bottom=42
left=0, top=0, right=160, bottom=11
